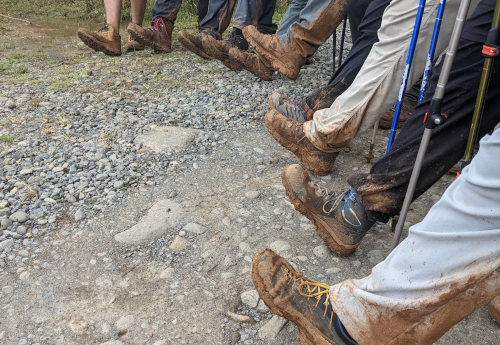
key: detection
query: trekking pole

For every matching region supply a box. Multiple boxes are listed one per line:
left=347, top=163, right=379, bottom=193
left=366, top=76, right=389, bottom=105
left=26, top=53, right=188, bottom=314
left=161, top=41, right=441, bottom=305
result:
left=391, top=0, right=473, bottom=250
left=462, top=0, right=500, bottom=168
left=365, top=121, right=379, bottom=162
left=386, top=0, right=427, bottom=154
left=418, top=0, right=447, bottom=102
left=338, top=17, right=348, bottom=69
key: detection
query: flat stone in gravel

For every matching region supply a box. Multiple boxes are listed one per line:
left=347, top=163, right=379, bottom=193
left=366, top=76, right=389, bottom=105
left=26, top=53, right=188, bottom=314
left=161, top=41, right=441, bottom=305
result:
left=0, top=239, right=14, bottom=251
left=99, top=341, right=124, bottom=345
left=241, top=289, right=260, bottom=308
left=9, top=211, right=28, bottom=223
left=169, top=235, right=190, bottom=252
left=115, top=315, right=134, bottom=331
left=258, top=315, right=287, bottom=340
left=182, top=222, right=206, bottom=234
left=115, top=199, right=182, bottom=245
left=226, top=311, right=251, bottom=323
left=269, top=240, right=291, bottom=253
left=134, top=126, right=203, bottom=153
left=68, top=318, right=89, bottom=334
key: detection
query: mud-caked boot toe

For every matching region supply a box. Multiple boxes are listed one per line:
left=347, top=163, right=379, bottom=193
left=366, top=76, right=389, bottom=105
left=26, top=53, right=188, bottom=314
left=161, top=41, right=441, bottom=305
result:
left=128, top=18, right=172, bottom=53
left=243, top=26, right=304, bottom=80
left=228, top=48, right=274, bottom=80
left=77, top=25, right=121, bottom=56
left=268, top=91, right=312, bottom=122
left=178, top=30, right=213, bottom=59
left=264, top=109, right=337, bottom=175
left=201, top=34, right=243, bottom=71
left=252, top=249, right=358, bottom=345
left=282, top=164, right=373, bottom=255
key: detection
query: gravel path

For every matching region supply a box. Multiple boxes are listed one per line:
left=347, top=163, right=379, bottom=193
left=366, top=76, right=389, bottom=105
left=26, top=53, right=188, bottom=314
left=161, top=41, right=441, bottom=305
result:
left=0, top=21, right=498, bottom=345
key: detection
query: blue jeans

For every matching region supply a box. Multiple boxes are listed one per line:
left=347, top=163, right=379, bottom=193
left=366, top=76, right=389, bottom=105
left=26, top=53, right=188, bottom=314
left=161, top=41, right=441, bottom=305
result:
left=233, top=0, right=277, bottom=33
left=152, top=0, right=183, bottom=23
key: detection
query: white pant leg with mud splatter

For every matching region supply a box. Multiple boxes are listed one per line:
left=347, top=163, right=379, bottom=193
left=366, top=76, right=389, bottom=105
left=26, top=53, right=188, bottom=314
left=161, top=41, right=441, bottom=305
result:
left=329, top=128, right=500, bottom=345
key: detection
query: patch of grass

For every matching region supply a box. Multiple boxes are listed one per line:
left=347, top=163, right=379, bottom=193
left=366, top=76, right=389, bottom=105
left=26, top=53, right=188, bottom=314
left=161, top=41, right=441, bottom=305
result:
left=0, top=135, right=14, bottom=143
left=100, top=132, right=114, bottom=142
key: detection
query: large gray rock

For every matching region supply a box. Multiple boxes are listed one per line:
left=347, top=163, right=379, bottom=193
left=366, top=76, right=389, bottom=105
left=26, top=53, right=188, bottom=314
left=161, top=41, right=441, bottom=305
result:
left=115, top=199, right=183, bottom=245
left=134, top=126, right=203, bottom=153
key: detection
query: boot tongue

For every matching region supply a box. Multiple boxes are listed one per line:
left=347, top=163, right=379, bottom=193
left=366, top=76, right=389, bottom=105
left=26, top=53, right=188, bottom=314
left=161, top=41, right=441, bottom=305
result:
left=317, top=294, right=359, bottom=345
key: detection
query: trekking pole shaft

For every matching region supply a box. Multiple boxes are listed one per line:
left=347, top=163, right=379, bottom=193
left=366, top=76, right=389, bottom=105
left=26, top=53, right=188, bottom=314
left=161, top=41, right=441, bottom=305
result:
left=391, top=128, right=432, bottom=250
left=464, top=2, right=500, bottom=161
left=390, top=0, right=472, bottom=250
left=418, top=0, right=446, bottom=103
left=386, top=0, right=426, bottom=153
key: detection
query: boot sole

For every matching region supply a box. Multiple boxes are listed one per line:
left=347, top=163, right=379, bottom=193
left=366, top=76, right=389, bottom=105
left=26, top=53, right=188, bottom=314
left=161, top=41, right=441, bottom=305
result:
left=127, top=26, right=170, bottom=53
left=281, top=168, right=356, bottom=256
left=202, top=38, right=243, bottom=71
left=244, top=30, right=299, bottom=80
left=78, top=31, right=121, bottom=56
left=228, top=49, right=273, bottom=81
left=178, top=32, right=211, bottom=60
left=252, top=249, right=348, bottom=345
left=264, top=110, right=333, bottom=176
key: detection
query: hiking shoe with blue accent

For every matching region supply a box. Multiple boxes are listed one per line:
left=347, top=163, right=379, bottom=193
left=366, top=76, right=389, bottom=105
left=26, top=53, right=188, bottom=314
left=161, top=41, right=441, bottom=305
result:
left=282, top=164, right=373, bottom=256
left=253, top=249, right=358, bottom=345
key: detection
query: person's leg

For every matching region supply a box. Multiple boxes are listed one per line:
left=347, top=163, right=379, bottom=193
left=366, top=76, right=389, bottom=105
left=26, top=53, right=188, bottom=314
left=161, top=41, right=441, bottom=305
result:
left=276, top=0, right=309, bottom=36
left=77, top=0, right=122, bottom=56
left=273, top=0, right=390, bottom=118
left=233, top=0, right=277, bottom=31
left=303, top=0, right=480, bottom=151
left=253, top=129, right=500, bottom=345
left=130, top=0, right=147, bottom=25
left=104, top=0, right=122, bottom=32
left=151, top=0, right=183, bottom=23
left=348, top=0, right=499, bottom=219
left=331, top=129, right=500, bottom=344
left=199, top=0, right=237, bottom=37
left=243, top=0, right=353, bottom=80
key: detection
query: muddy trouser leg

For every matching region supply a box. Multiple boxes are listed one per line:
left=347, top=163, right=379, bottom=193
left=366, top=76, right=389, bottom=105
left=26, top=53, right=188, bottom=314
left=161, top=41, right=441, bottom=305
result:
left=347, top=0, right=499, bottom=219
left=198, top=0, right=237, bottom=38
left=302, top=0, right=389, bottom=112
left=330, top=129, right=500, bottom=345
left=303, top=0, right=484, bottom=151
left=198, top=0, right=209, bottom=24
left=152, top=0, right=183, bottom=23
left=232, top=0, right=277, bottom=33
left=276, top=0, right=309, bottom=36
left=275, top=0, right=353, bottom=61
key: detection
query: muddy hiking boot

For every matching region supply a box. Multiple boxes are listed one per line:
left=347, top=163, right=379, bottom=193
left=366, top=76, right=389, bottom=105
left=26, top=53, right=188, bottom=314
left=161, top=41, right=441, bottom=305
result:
left=252, top=249, right=358, bottom=345
left=379, top=96, right=417, bottom=129
left=178, top=30, right=216, bottom=60
left=228, top=48, right=275, bottom=80
left=201, top=32, right=244, bottom=71
left=282, top=164, right=373, bottom=256
left=128, top=18, right=173, bottom=53
left=77, top=24, right=121, bottom=56
left=124, top=34, right=144, bottom=52
left=265, top=109, right=337, bottom=176
left=268, top=91, right=313, bottom=122
left=243, top=26, right=304, bottom=80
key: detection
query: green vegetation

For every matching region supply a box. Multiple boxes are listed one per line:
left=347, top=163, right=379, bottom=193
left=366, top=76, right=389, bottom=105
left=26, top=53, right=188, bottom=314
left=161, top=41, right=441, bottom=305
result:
left=0, top=0, right=291, bottom=27
left=0, top=135, right=14, bottom=144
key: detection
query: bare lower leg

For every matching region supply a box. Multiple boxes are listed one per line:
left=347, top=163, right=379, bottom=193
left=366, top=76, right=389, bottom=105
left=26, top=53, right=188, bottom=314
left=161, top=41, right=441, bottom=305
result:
left=104, top=0, right=122, bottom=32
left=131, top=0, right=147, bottom=26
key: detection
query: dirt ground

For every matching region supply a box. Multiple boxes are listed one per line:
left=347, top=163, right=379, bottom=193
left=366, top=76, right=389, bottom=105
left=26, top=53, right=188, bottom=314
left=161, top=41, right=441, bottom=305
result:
left=1, top=16, right=499, bottom=345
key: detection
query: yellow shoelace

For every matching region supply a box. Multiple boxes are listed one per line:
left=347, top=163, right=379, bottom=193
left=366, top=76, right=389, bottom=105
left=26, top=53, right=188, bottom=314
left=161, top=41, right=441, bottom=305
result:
left=287, top=269, right=335, bottom=326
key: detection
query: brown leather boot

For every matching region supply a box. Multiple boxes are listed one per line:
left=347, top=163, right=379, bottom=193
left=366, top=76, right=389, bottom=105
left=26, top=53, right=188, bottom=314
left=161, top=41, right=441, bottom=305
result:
left=489, top=295, right=500, bottom=325
left=77, top=25, right=121, bottom=56
left=124, top=34, right=144, bottom=52
left=201, top=34, right=243, bottom=71
left=268, top=91, right=314, bottom=122
left=282, top=165, right=372, bottom=256
left=252, top=249, right=358, bottom=345
left=228, top=48, right=274, bottom=80
left=379, top=97, right=417, bottom=129
left=178, top=30, right=213, bottom=59
left=265, top=109, right=337, bottom=176
left=243, top=0, right=348, bottom=80
left=128, top=18, right=173, bottom=53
